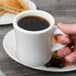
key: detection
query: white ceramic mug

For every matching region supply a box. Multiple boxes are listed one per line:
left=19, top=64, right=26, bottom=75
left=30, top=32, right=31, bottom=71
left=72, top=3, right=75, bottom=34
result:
left=13, top=10, right=66, bottom=67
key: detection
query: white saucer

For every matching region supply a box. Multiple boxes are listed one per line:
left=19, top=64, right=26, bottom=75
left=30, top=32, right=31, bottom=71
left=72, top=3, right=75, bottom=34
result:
left=3, top=30, right=76, bottom=72
left=0, top=0, right=37, bottom=25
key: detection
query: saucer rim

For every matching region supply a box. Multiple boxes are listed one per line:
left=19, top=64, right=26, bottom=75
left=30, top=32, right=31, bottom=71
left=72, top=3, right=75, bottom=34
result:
left=3, top=29, right=76, bottom=72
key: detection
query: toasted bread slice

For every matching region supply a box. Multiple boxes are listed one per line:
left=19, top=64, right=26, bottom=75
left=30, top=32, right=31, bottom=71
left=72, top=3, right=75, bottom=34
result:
left=17, top=0, right=29, bottom=10
left=0, top=0, right=25, bottom=13
left=0, top=8, right=6, bottom=16
left=0, top=6, right=19, bottom=14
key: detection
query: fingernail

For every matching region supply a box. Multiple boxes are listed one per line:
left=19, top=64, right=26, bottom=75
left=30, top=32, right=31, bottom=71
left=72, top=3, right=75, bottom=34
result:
left=57, top=35, right=69, bottom=44
left=65, top=51, right=76, bottom=62
left=58, top=23, right=70, bottom=28
left=58, top=23, right=65, bottom=26
left=63, top=48, right=71, bottom=56
left=63, top=39, right=70, bottom=44
left=58, top=23, right=66, bottom=30
left=58, top=47, right=71, bottom=57
left=61, top=40, right=68, bottom=44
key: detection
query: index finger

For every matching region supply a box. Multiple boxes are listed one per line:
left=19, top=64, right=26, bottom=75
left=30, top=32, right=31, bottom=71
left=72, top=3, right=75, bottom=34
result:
left=58, top=23, right=76, bottom=35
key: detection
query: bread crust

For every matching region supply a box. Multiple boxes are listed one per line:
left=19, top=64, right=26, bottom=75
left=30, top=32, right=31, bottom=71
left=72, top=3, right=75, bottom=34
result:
left=17, top=0, right=29, bottom=10
left=0, top=0, right=29, bottom=15
left=0, top=0, right=26, bottom=14
left=0, top=8, right=6, bottom=16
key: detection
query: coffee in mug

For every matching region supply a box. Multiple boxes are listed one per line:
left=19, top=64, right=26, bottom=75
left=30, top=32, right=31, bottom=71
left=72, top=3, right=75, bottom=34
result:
left=18, top=16, right=50, bottom=31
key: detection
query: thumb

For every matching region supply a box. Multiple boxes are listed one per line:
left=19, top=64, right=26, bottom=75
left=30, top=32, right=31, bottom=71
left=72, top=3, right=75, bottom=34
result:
left=57, top=23, right=76, bottom=35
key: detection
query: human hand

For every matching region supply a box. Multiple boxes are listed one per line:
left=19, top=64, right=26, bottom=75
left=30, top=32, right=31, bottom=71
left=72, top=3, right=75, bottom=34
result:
left=56, top=23, right=76, bottom=63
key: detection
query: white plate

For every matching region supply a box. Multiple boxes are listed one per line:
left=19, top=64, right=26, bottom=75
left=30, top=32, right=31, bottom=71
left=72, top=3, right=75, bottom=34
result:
left=0, top=0, right=37, bottom=25
left=3, top=30, right=76, bottom=72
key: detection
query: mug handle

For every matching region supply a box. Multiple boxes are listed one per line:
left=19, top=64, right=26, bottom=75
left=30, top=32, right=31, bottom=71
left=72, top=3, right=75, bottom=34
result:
left=51, top=25, right=67, bottom=52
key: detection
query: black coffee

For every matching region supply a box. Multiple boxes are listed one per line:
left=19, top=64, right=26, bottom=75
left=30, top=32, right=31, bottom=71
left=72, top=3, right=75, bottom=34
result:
left=18, top=16, right=50, bottom=31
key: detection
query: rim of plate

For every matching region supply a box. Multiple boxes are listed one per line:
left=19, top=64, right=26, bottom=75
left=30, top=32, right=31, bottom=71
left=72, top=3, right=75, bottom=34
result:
left=3, top=30, right=76, bottom=72
left=0, top=0, right=37, bottom=25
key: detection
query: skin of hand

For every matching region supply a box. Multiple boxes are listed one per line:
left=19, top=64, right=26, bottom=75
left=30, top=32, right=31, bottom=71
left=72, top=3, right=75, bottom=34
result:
left=56, top=23, right=76, bottom=63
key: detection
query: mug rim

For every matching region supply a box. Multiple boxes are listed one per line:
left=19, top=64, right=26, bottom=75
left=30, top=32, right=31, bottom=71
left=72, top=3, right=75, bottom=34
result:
left=13, top=10, right=55, bottom=34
